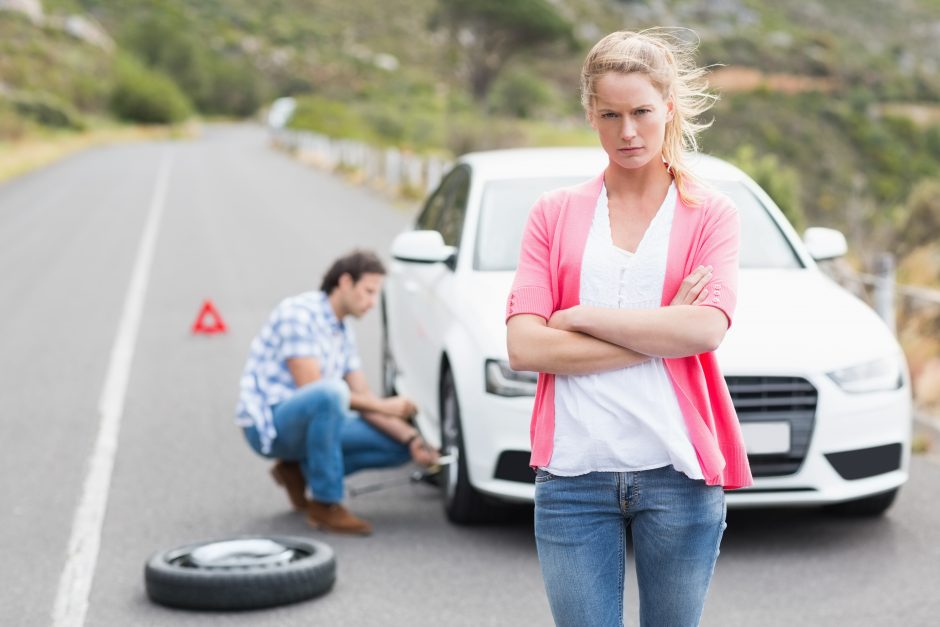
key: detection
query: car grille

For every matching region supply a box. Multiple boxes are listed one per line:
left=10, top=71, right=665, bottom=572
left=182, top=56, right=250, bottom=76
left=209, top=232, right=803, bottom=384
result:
left=725, top=376, right=818, bottom=477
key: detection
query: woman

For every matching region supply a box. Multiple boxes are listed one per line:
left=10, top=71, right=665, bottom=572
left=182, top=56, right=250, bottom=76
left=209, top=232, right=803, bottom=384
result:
left=505, top=30, right=753, bottom=627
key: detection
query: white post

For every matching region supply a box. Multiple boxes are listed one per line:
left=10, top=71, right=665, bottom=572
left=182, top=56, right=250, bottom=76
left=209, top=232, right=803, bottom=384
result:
left=425, top=156, right=444, bottom=194
left=404, top=153, right=423, bottom=191
left=874, top=253, right=896, bottom=336
left=385, top=147, right=401, bottom=191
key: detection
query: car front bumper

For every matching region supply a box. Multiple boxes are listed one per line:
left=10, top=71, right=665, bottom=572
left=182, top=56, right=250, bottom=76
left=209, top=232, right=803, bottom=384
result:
left=461, top=373, right=912, bottom=508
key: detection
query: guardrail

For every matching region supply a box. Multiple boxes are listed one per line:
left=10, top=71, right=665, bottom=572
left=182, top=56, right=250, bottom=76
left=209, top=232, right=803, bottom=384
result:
left=271, top=128, right=452, bottom=198
left=824, top=253, right=940, bottom=337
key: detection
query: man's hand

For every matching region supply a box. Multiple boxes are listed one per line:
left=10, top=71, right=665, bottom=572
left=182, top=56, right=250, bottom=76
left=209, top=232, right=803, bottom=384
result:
left=670, top=265, right=713, bottom=306
left=380, top=396, right=418, bottom=420
left=408, top=434, right=440, bottom=467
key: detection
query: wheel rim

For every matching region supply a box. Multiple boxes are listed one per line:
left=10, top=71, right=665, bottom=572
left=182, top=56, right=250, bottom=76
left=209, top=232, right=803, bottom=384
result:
left=441, top=383, right=461, bottom=504
left=168, top=538, right=309, bottom=570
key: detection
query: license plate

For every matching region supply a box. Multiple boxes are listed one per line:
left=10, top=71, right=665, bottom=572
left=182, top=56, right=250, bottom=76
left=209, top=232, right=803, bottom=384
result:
left=741, top=422, right=791, bottom=455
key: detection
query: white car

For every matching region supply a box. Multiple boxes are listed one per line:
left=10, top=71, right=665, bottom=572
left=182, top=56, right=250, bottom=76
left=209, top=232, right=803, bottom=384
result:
left=382, top=147, right=912, bottom=524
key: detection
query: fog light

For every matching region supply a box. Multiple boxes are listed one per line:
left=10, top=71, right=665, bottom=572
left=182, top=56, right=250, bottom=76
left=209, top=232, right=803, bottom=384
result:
left=485, top=359, right=537, bottom=397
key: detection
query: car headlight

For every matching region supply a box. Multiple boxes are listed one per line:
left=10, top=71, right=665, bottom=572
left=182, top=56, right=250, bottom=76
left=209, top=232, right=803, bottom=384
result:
left=485, top=359, right=538, bottom=397
left=827, top=356, right=904, bottom=393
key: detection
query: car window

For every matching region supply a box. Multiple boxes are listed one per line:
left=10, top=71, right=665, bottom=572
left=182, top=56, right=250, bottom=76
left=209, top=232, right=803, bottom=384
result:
left=436, top=167, right=470, bottom=247
left=474, top=177, right=803, bottom=271
left=712, top=181, right=803, bottom=270
left=416, top=177, right=450, bottom=231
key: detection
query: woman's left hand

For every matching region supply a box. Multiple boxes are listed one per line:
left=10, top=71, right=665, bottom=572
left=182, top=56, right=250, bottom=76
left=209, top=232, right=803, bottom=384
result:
left=670, top=265, right=713, bottom=306
left=548, top=306, right=581, bottom=331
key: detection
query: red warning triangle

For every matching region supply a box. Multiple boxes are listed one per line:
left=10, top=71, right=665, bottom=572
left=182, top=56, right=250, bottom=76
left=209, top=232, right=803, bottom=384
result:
left=192, top=299, right=228, bottom=335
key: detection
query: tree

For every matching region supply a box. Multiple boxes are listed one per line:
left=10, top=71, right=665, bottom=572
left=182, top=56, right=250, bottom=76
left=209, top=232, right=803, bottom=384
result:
left=120, top=11, right=211, bottom=107
left=120, top=10, right=266, bottom=116
left=488, top=69, right=554, bottom=118
left=431, top=0, right=575, bottom=102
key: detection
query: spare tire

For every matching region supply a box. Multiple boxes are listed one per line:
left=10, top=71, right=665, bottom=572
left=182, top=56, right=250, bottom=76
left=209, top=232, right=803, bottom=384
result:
left=145, top=535, right=335, bottom=610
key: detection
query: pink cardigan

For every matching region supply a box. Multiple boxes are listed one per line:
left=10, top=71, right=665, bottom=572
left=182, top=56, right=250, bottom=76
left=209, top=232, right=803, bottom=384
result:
left=506, top=171, right=753, bottom=489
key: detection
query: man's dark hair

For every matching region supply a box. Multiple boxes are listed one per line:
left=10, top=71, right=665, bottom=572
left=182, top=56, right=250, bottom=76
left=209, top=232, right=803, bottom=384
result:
left=320, top=250, right=386, bottom=293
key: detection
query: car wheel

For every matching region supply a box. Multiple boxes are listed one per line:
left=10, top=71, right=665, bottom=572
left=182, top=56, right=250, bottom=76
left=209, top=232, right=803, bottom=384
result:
left=380, top=298, right=397, bottom=396
left=440, top=369, right=500, bottom=524
left=145, top=536, right=335, bottom=610
left=823, top=488, right=899, bottom=517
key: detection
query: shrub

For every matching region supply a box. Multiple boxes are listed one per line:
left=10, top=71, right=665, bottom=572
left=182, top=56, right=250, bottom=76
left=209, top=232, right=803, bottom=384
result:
left=288, top=96, right=374, bottom=142
left=119, top=12, right=267, bottom=117
left=488, top=70, right=555, bottom=119
left=11, top=92, right=85, bottom=130
left=200, top=56, right=266, bottom=117
left=110, top=55, right=192, bottom=124
left=445, top=113, right=527, bottom=154
left=0, top=101, right=30, bottom=141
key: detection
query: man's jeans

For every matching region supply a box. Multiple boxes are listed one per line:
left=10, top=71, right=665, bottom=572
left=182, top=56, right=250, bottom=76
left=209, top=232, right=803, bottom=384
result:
left=243, top=380, right=411, bottom=503
left=534, top=466, right=726, bottom=627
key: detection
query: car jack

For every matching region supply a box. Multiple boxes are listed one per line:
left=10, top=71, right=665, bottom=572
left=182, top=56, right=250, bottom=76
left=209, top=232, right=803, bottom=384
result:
left=348, top=455, right=455, bottom=497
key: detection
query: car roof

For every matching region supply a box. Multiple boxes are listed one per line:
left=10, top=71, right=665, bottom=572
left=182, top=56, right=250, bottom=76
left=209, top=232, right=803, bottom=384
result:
left=456, top=147, right=748, bottom=183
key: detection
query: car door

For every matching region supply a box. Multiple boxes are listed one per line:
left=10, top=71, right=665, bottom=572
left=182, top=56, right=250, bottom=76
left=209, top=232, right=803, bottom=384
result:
left=416, top=166, right=470, bottom=413
left=387, top=167, right=469, bottom=420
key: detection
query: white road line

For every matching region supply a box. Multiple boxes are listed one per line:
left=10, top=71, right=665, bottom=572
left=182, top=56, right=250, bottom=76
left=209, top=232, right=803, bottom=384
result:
left=52, top=150, right=173, bottom=627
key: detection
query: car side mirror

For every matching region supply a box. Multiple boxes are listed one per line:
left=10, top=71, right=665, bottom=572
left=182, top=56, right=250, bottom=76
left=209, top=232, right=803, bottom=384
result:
left=392, top=230, right=457, bottom=268
left=803, top=227, right=848, bottom=261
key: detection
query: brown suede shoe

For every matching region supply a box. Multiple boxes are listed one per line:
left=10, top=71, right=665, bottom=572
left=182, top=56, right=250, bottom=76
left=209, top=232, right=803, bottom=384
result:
left=270, top=461, right=307, bottom=512
left=307, top=501, right=373, bottom=536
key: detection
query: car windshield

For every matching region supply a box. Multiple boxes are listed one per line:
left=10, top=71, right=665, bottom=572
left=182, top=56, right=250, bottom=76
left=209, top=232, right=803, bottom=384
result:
left=474, top=177, right=803, bottom=271
left=474, top=177, right=588, bottom=271
left=712, top=180, right=803, bottom=270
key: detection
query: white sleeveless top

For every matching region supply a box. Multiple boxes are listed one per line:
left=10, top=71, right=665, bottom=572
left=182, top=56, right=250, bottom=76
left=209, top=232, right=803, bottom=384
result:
left=546, top=183, right=703, bottom=480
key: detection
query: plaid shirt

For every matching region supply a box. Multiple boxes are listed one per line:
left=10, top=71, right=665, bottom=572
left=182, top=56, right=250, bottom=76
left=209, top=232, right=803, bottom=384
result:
left=236, top=290, right=361, bottom=453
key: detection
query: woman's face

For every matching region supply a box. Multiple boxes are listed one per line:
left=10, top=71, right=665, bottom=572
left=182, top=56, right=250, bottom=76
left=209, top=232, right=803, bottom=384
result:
left=589, top=72, right=674, bottom=172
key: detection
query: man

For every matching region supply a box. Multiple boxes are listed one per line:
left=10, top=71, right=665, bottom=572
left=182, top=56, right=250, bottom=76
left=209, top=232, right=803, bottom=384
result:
left=236, top=250, right=437, bottom=535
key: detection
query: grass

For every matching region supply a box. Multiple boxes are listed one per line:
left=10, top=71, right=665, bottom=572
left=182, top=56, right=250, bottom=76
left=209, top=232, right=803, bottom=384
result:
left=0, top=120, right=195, bottom=184
left=522, top=118, right=596, bottom=147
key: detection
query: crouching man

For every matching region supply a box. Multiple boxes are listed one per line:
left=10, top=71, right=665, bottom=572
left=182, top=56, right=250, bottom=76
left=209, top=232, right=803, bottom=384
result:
left=236, top=250, right=437, bottom=535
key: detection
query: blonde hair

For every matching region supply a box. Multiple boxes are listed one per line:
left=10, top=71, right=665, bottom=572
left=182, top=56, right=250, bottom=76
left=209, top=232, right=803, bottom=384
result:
left=580, top=28, right=717, bottom=204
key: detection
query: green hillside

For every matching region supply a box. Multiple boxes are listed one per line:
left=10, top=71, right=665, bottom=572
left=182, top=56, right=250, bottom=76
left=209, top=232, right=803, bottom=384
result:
left=4, top=0, right=940, bottom=270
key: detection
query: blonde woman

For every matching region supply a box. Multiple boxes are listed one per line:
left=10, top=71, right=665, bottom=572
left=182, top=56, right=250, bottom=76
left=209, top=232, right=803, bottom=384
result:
left=506, top=30, right=753, bottom=626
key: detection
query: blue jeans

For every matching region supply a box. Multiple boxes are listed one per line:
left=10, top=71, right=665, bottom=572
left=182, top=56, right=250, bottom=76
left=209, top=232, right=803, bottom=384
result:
left=243, top=380, right=411, bottom=503
left=534, top=466, right=726, bottom=627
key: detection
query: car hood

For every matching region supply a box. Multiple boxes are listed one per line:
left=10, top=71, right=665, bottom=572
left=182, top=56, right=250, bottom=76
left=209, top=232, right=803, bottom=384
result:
left=719, top=270, right=900, bottom=374
left=464, top=269, right=900, bottom=374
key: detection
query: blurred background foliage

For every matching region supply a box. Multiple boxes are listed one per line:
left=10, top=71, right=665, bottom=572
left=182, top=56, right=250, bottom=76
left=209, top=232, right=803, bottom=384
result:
left=2, top=0, right=940, bottom=279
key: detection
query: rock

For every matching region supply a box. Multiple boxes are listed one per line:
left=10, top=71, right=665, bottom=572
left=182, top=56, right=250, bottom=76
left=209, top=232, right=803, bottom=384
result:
left=1, top=2, right=114, bottom=52
left=62, top=15, right=114, bottom=51
left=0, top=0, right=43, bottom=22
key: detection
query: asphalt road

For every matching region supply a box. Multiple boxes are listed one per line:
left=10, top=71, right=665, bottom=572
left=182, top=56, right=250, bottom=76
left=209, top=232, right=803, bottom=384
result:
left=2, top=124, right=939, bottom=627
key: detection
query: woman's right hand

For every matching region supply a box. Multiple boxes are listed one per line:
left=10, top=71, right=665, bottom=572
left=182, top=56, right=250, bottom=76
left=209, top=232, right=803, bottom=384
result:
left=670, top=265, right=713, bottom=306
